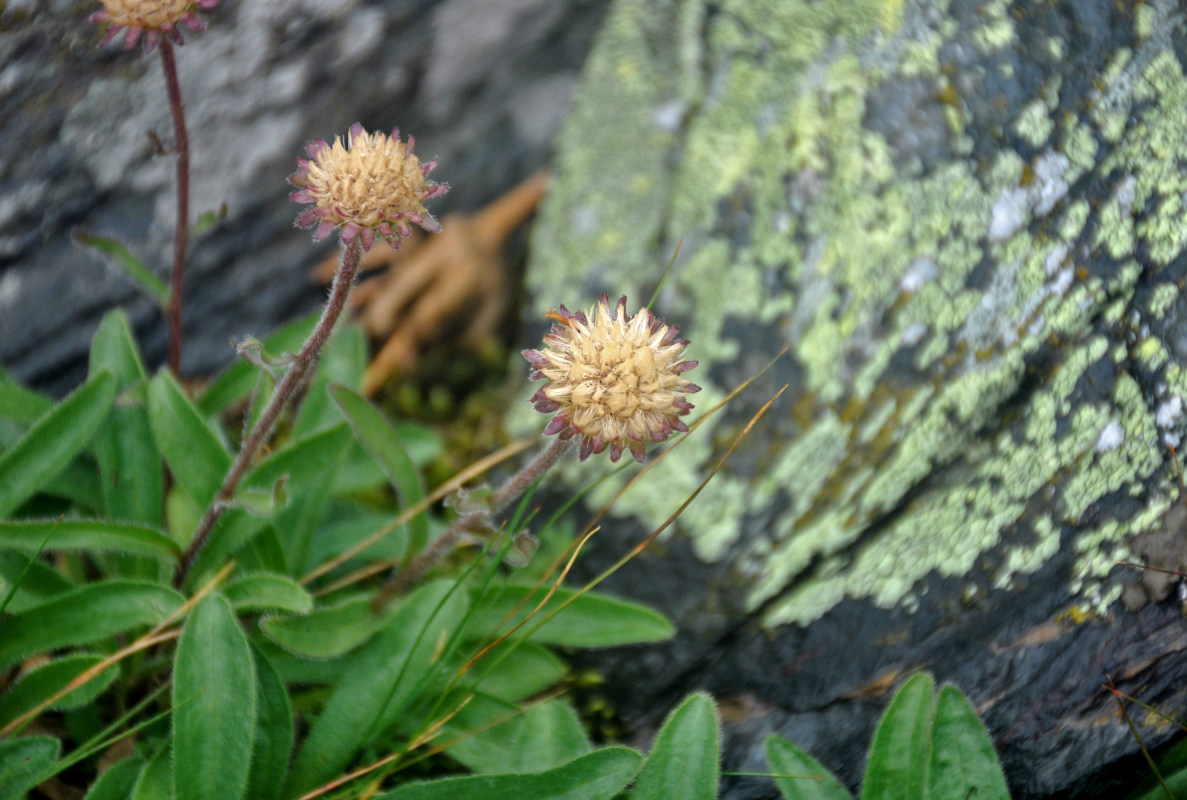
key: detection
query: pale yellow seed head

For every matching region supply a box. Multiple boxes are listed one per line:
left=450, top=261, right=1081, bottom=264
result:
left=100, top=0, right=194, bottom=28
left=525, top=296, right=699, bottom=462
left=304, top=130, right=430, bottom=229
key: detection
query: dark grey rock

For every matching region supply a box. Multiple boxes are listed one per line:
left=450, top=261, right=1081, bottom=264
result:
left=0, top=0, right=610, bottom=392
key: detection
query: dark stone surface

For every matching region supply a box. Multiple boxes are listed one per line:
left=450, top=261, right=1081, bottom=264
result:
left=522, top=0, right=1187, bottom=797
left=0, top=0, right=611, bottom=393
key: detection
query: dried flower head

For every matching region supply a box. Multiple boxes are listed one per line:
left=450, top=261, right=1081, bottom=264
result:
left=523, top=295, right=700, bottom=463
left=289, top=123, right=449, bottom=251
left=89, top=0, right=217, bottom=52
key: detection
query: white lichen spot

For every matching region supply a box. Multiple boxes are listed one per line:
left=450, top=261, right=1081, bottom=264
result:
left=900, top=256, right=938, bottom=292
left=1096, top=420, right=1124, bottom=452
left=902, top=322, right=928, bottom=347
left=1116, top=174, right=1138, bottom=218
left=1049, top=267, right=1073, bottom=297
left=1033, top=151, right=1070, bottom=216
left=987, top=186, right=1029, bottom=242
left=1157, top=395, right=1183, bottom=446
left=652, top=100, right=687, bottom=133
left=1044, top=242, right=1068, bottom=275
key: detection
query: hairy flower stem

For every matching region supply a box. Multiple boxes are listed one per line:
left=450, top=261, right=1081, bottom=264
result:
left=174, top=238, right=365, bottom=587
left=372, top=436, right=575, bottom=610
left=159, top=37, right=189, bottom=376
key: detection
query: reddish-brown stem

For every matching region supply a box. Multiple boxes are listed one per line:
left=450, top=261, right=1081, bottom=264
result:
left=371, top=436, right=574, bottom=610
left=174, top=238, right=365, bottom=587
left=159, top=37, right=189, bottom=376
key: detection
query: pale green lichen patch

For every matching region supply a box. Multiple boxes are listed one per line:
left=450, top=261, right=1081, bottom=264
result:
left=524, top=0, right=1186, bottom=629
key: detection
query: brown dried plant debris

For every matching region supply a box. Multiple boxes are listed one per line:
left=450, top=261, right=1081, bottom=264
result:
left=314, top=171, right=548, bottom=396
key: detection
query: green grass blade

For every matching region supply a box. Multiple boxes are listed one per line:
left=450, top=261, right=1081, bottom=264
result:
left=283, top=581, right=468, bottom=796
left=0, top=521, right=63, bottom=617
left=331, top=384, right=430, bottom=556
left=633, top=692, right=719, bottom=800
left=444, top=696, right=592, bottom=774
left=0, top=371, right=116, bottom=518
left=173, top=593, right=257, bottom=800
left=645, top=239, right=682, bottom=310
left=766, top=735, right=853, bottom=800
left=74, top=231, right=169, bottom=309
left=466, top=585, right=673, bottom=647
left=377, top=746, right=643, bottom=800
left=862, top=673, right=935, bottom=800
left=457, top=642, right=566, bottom=702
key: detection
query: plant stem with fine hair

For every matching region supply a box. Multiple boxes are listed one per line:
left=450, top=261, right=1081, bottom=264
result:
left=174, top=238, right=365, bottom=587
left=372, top=436, right=575, bottom=610
left=159, top=36, right=189, bottom=376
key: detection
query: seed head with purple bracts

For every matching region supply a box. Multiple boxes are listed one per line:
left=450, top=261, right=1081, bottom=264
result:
left=523, top=295, right=700, bottom=463
left=289, top=124, right=449, bottom=252
left=89, top=0, right=218, bottom=53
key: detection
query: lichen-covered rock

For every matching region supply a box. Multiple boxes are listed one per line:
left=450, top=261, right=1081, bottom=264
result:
left=519, top=0, right=1187, bottom=796
left=0, top=0, right=609, bottom=391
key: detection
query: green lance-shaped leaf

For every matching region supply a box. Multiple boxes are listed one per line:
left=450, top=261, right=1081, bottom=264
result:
left=244, top=646, right=294, bottom=800
left=633, top=692, right=720, bottom=800
left=89, top=310, right=163, bottom=527
left=460, top=641, right=566, bottom=702
left=331, top=384, right=430, bottom=555
left=377, top=746, right=644, bottom=800
left=0, top=580, right=183, bottom=669
left=0, top=736, right=59, bottom=800
left=466, top=585, right=674, bottom=647
left=862, top=673, right=935, bottom=800
left=73, top=231, right=170, bottom=310
left=148, top=370, right=231, bottom=509
left=0, top=520, right=179, bottom=559
left=926, top=685, right=1009, bottom=800
left=766, top=735, right=853, bottom=800
left=196, top=311, right=318, bottom=416
left=444, top=696, right=592, bottom=774
left=173, top=593, right=257, bottom=800
left=0, top=654, right=119, bottom=726
left=0, top=371, right=116, bottom=518
left=0, top=550, right=73, bottom=615
left=0, top=368, right=51, bottom=426
left=187, top=423, right=353, bottom=580
left=283, top=581, right=468, bottom=796
left=82, top=757, right=143, bottom=800
left=130, top=744, right=173, bottom=800
left=260, top=595, right=387, bottom=658
left=223, top=573, right=313, bottom=615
